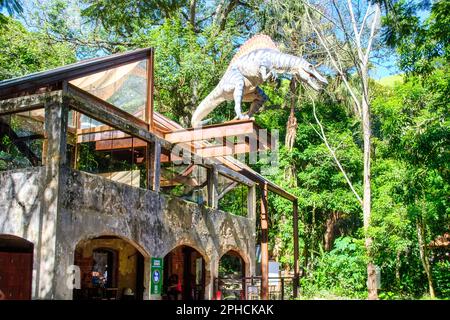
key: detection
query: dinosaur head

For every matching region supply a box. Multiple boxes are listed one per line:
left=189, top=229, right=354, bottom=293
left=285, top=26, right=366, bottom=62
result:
left=294, top=59, right=328, bottom=91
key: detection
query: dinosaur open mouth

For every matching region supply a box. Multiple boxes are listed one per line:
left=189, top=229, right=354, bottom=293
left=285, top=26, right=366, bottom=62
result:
left=307, top=75, right=322, bottom=91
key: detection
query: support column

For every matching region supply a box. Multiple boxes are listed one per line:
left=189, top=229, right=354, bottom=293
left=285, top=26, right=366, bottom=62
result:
left=148, top=140, right=161, bottom=192
left=247, top=184, right=256, bottom=221
left=207, top=165, right=218, bottom=209
left=35, top=99, right=68, bottom=299
left=206, top=254, right=219, bottom=300
left=293, top=199, right=299, bottom=298
left=260, top=182, right=269, bottom=300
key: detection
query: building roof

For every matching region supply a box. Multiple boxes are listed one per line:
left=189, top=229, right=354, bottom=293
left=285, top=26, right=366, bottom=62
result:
left=0, top=47, right=296, bottom=202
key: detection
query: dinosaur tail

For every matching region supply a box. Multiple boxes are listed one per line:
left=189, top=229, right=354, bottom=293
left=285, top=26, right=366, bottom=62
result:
left=191, top=85, right=225, bottom=127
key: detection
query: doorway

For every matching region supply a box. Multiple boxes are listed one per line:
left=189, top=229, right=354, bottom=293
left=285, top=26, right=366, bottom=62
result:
left=163, top=245, right=205, bottom=300
left=0, top=235, right=34, bottom=300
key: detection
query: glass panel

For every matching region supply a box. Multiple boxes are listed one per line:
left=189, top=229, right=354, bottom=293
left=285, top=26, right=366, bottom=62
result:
left=69, top=60, right=148, bottom=121
left=218, top=174, right=248, bottom=217
left=160, top=159, right=208, bottom=205
left=67, top=110, right=148, bottom=189
left=0, top=109, right=46, bottom=171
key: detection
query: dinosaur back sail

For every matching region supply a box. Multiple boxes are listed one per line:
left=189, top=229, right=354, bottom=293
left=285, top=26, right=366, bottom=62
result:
left=228, top=34, right=280, bottom=70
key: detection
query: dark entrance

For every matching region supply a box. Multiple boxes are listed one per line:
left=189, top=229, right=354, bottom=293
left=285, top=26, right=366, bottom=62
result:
left=73, top=235, right=145, bottom=300
left=0, top=235, right=34, bottom=300
left=163, top=245, right=205, bottom=300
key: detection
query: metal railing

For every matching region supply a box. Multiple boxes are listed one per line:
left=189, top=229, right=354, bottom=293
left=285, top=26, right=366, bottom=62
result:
left=215, top=276, right=299, bottom=300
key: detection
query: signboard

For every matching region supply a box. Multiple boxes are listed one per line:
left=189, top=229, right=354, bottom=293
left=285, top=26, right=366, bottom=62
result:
left=151, top=257, right=163, bottom=295
left=268, top=261, right=279, bottom=285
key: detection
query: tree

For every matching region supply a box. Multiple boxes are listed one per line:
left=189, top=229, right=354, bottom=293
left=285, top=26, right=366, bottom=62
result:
left=0, top=0, right=22, bottom=25
left=0, top=17, right=75, bottom=80
left=378, top=0, right=450, bottom=298
left=301, top=0, right=387, bottom=299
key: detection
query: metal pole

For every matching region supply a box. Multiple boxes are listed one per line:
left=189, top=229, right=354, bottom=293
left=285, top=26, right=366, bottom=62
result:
left=260, top=182, right=269, bottom=300
left=293, top=199, right=299, bottom=298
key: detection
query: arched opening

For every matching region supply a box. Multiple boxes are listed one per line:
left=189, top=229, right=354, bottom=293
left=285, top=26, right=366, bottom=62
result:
left=218, top=250, right=246, bottom=300
left=0, top=234, right=34, bottom=300
left=73, top=235, right=146, bottom=300
left=163, top=245, right=205, bottom=300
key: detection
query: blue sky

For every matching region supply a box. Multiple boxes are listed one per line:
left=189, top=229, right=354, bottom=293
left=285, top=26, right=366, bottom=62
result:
left=3, top=1, right=432, bottom=80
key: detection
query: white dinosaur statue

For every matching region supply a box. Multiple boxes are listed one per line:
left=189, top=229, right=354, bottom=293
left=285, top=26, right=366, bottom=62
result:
left=191, top=34, right=328, bottom=127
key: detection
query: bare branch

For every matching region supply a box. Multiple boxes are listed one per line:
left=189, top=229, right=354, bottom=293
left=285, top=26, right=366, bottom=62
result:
left=308, top=94, right=363, bottom=205
left=305, top=4, right=362, bottom=116
left=364, top=4, right=381, bottom=65
left=359, top=4, right=372, bottom=37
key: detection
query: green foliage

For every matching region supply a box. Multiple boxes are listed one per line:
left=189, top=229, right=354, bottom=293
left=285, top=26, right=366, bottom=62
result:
left=433, top=260, right=450, bottom=298
left=0, top=0, right=22, bottom=25
left=0, top=17, right=75, bottom=80
left=2, top=0, right=448, bottom=300
left=219, top=254, right=243, bottom=278
left=300, top=237, right=367, bottom=299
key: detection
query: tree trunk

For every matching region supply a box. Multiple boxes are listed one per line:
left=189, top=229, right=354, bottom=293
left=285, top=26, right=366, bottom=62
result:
left=395, top=250, right=401, bottom=288
left=285, top=80, right=298, bottom=186
left=285, top=80, right=298, bottom=150
left=361, top=67, right=378, bottom=300
left=189, top=0, right=196, bottom=27
left=416, top=215, right=436, bottom=298
left=324, top=211, right=339, bottom=251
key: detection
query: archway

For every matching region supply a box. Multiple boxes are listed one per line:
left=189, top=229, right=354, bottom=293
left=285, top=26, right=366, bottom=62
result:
left=218, top=250, right=246, bottom=300
left=163, top=245, right=206, bottom=300
left=0, top=234, right=34, bottom=300
left=73, top=235, right=147, bottom=300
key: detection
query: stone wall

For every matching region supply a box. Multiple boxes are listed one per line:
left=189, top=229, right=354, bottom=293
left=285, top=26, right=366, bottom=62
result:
left=56, top=168, right=255, bottom=300
left=0, top=167, right=255, bottom=300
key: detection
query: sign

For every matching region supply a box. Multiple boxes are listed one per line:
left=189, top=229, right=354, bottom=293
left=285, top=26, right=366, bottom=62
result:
left=151, top=257, right=163, bottom=295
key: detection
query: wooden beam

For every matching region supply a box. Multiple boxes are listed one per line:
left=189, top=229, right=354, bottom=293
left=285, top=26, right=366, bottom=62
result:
left=95, top=137, right=147, bottom=151
left=293, top=199, right=299, bottom=298
left=0, top=117, right=40, bottom=166
left=147, top=50, right=155, bottom=132
left=260, top=182, right=269, bottom=300
left=164, top=120, right=255, bottom=143
left=217, top=181, right=238, bottom=201
left=215, top=164, right=254, bottom=187
left=216, top=156, right=297, bottom=202
left=195, top=142, right=250, bottom=158
left=0, top=91, right=62, bottom=115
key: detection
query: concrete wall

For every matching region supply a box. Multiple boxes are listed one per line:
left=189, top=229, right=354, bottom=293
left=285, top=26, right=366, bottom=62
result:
left=0, top=167, right=256, bottom=300
left=0, top=168, right=45, bottom=299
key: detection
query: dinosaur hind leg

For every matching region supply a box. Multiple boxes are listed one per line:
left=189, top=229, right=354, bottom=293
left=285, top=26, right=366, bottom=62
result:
left=223, top=68, right=247, bottom=120
left=246, top=87, right=268, bottom=117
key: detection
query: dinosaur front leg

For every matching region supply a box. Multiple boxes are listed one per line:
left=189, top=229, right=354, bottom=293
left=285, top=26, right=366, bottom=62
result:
left=260, top=65, right=277, bottom=82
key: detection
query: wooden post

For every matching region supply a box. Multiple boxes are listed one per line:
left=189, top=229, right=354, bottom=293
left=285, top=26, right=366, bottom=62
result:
left=207, top=165, right=218, bottom=208
left=260, top=182, right=269, bottom=300
left=293, top=199, right=299, bottom=298
left=247, top=184, right=256, bottom=221
left=146, top=50, right=154, bottom=132
left=148, top=140, right=161, bottom=192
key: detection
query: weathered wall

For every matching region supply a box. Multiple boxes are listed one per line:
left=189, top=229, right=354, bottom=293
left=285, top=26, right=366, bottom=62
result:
left=0, top=167, right=46, bottom=299
left=56, top=168, right=255, bottom=300
left=0, top=166, right=255, bottom=300
left=0, top=168, right=44, bottom=241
